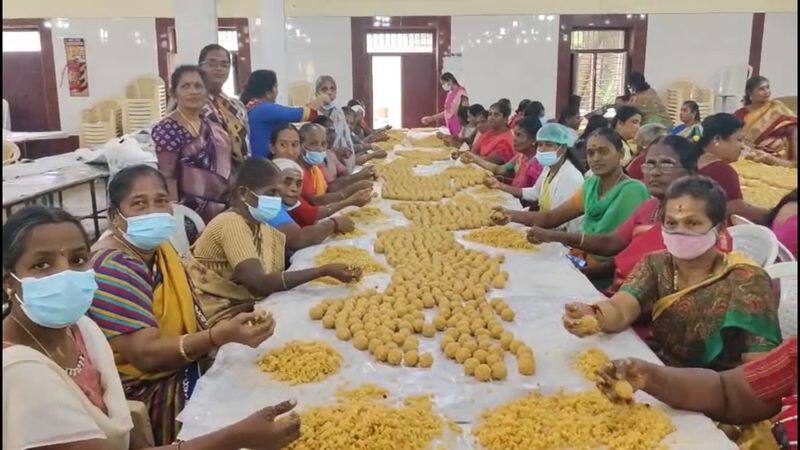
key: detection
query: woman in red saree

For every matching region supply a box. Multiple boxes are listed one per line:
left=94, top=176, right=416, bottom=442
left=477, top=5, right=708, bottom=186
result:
left=472, top=101, right=515, bottom=164
left=421, top=72, right=468, bottom=136
left=734, top=76, right=798, bottom=167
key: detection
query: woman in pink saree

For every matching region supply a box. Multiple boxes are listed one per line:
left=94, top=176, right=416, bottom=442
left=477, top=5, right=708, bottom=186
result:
left=734, top=76, right=798, bottom=167
left=421, top=72, right=468, bottom=136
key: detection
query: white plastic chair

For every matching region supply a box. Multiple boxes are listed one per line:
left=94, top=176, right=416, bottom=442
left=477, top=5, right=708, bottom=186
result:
left=170, top=204, right=205, bottom=257
left=728, top=224, right=779, bottom=267
left=777, top=241, right=796, bottom=263
left=765, top=262, right=797, bottom=338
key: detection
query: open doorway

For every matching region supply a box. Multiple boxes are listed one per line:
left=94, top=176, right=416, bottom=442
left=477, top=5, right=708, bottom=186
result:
left=352, top=17, right=451, bottom=129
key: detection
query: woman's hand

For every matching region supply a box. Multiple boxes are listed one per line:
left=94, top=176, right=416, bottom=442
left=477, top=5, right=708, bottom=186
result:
left=527, top=226, right=555, bottom=244
left=596, top=358, right=649, bottom=404
left=349, top=189, right=373, bottom=207
left=421, top=116, right=433, bottom=126
left=459, top=152, right=475, bottom=164
left=308, top=94, right=329, bottom=111
left=323, top=263, right=363, bottom=283
left=371, top=148, right=388, bottom=159
left=562, top=302, right=601, bottom=337
left=490, top=207, right=510, bottom=225
left=336, top=147, right=353, bottom=161
left=214, top=311, right=276, bottom=348
left=345, top=180, right=373, bottom=197
left=333, top=215, right=355, bottom=233
left=484, top=177, right=501, bottom=190
left=230, top=399, right=301, bottom=450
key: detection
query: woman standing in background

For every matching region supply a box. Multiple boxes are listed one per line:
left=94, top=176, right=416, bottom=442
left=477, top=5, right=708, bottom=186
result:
left=198, top=44, right=250, bottom=161
left=421, top=72, right=468, bottom=136
left=152, top=65, right=233, bottom=222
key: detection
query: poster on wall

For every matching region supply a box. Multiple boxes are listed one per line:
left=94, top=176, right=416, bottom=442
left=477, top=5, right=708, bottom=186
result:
left=64, top=38, right=89, bottom=97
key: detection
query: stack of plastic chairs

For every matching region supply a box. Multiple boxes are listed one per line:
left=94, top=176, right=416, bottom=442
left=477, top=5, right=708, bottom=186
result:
left=665, top=80, right=715, bottom=124
left=287, top=81, right=314, bottom=107
left=79, top=99, right=122, bottom=148
left=122, top=75, right=167, bottom=134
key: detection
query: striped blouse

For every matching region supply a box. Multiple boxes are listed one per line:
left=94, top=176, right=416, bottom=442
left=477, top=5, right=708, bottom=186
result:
left=89, top=249, right=159, bottom=339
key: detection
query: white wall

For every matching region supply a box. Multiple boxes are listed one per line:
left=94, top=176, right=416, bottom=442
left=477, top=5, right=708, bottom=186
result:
left=50, top=18, right=160, bottom=135
left=450, top=15, right=559, bottom=115
left=283, top=17, right=353, bottom=104
left=645, top=13, right=752, bottom=112
left=760, top=13, right=797, bottom=97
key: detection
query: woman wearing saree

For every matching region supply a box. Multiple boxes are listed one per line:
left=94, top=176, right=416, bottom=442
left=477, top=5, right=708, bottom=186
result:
left=461, top=116, right=544, bottom=196
left=564, top=176, right=781, bottom=371
left=152, top=65, right=233, bottom=223
left=198, top=44, right=250, bottom=162
left=315, top=75, right=356, bottom=171
left=734, top=76, right=798, bottom=167
left=472, top=102, right=516, bottom=164
left=612, top=106, right=643, bottom=165
left=89, top=165, right=276, bottom=445
left=528, top=135, right=731, bottom=298
left=629, top=71, right=673, bottom=129
left=186, top=158, right=361, bottom=326
left=670, top=100, right=703, bottom=141
left=421, top=72, right=468, bottom=136
left=497, top=128, right=649, bottom=288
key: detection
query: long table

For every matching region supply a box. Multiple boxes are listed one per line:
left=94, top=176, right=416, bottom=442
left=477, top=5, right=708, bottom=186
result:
left=176, top=141, right=735, bottom=449
left=2, top=152, right=109, bottom=238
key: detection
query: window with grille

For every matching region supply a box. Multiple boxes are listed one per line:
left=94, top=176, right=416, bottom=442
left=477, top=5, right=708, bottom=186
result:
left=366, top=32, right=433, bottom=54
left=570, top=30, right=627, bottom=117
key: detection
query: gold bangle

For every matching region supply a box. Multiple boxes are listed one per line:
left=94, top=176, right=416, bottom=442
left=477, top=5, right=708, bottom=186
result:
left=178, top=335, right=192, bottom=362
left=281, top=271, right=288, bottom=290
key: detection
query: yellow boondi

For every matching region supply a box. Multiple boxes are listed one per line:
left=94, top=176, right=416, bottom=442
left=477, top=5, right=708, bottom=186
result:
left=396, top=149, right=451, bottom=163
left=314, top=246, right=385, bottom=284
left=329, top=228, right=366, bottom=240
left=378, top=159, right=489, bottom=201
left=473, top=390, right=675, bottom=450
left=287, top=386, right=445, bottom=450
left=409, top=134, right=449, bottom=148
left=343, top=206, right=387, bottom=223
left=732, top=159, right=796, bottom=208
left=393, top=195, right=493, bottom=230
left=463, top=226, right=537, bottom=251
left=574, top=347, right=611, bottom=381
left=257, top=341, right=342, bottom=385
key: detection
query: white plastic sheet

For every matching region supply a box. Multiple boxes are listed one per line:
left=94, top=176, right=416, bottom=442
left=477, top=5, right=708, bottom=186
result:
left=177, top=149, right=735, bottom=449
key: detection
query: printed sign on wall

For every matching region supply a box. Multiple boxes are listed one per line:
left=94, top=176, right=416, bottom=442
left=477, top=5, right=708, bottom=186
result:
left=64, top=38, right=89, bottom=97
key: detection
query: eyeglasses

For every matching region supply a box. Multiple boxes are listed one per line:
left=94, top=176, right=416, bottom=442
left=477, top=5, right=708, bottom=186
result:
left=200, top=60, right=231, bottom=69
left=641, top=161, right=681, bottom=173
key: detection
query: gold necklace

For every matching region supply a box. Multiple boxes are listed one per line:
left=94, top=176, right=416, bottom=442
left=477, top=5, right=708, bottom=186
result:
left=177, top=108, right=200, bottom=136
left=9, top=315, right=85, bottom=376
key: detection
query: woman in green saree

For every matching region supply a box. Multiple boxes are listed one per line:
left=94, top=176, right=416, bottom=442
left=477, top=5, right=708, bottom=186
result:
left=496, top=127, right=649, bottom=289
left=563, top=175, right=781, bottom=370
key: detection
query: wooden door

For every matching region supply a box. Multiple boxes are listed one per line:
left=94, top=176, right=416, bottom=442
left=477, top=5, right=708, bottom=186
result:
left=401, top=53, right=437, bottom=128
left=2, top=20, right=60, bottom=132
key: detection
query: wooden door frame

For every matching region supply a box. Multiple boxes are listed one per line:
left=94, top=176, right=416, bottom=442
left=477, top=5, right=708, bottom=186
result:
left=351, top=16, right=451, bottom=129
left=2, top=18, right=61, bottom=131
left=555, top=14, right=648, bottom=118
left=155, top=17, right=252, bottom=93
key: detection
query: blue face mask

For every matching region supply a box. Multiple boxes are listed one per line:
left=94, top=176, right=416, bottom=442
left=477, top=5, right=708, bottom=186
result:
left=121, top=212, right=177, bottom=250
left=247, top=191, right=283, bottom=224
left=321, top=103, right=335, bottom=111
left=303, top=150, right=327, bottom=166
left=12, top=270, right=98, bottom=329
left=535, top=149, right=562, bottom=167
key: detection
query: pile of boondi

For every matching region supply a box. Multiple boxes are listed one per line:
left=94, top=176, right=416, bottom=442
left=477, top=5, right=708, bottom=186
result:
left=342, top=205, right=387, bottom=223
left=287, top=385, right=446, bottom=450
left=473, top=390, right=674, bottom=450
left=378, top=159, right=488, bottom=201
left=574, top=347, right=611, bottom=381
left=314, top=246, right=385, bottom=284
left=257, top=341, right=342, bottom=385
left=463, top=226, right=538, bottom=251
